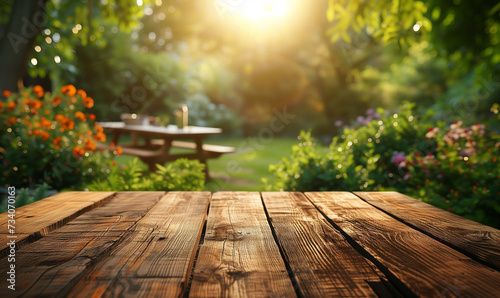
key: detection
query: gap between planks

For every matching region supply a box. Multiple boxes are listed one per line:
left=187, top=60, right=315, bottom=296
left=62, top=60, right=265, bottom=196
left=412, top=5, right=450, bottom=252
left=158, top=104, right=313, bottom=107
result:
left=0, top=191, right=116, bottom=257
left=305, top=192, right=500, bottom=297
left=353, top=191, right=500, bottom=272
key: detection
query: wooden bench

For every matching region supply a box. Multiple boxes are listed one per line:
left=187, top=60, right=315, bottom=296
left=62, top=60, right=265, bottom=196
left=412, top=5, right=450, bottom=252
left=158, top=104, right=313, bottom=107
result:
left=96, top=141, right=235, bottom=178
left=150, top=139, right=235, bottom=157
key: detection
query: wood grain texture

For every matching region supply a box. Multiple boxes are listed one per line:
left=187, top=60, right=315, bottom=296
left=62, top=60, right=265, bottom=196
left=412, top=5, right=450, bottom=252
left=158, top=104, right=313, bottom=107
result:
left=190, top=192, right=295, bottom=298
left=262, top=192, right=395, bottom=297
left=0, top=191, right=115, bottom=256
left=0, top=192, right=163, bottom=297
left=305, top=192, right=500, bottom=297
left=67, top=191, right=211, bottom=298
left=354, top=191, right=500, bottom=271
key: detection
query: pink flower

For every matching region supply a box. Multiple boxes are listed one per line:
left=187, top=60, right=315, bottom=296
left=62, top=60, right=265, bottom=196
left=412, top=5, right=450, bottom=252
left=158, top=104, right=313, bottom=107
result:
left=404, top=172, right=412, bottom=180
left=450, top=121, right=463, bottom=130
left=459, top=149, right=473, bottom=157
left=425, top=127, right=439, bottom=139
left=391, top=151, right=406, bottom=165
left=471, top=122, right=485, bottom=135
left=335, top=120, right=343, bottom=127
left=356, top=116, right=365, bottom=123
left=422, top=154, right=436, bottom=165
left=366, top=108, right=374, bottom=115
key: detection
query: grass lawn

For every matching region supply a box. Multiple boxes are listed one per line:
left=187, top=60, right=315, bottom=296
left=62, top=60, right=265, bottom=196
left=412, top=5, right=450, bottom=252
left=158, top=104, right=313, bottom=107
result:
left=112, top=137, right=300, bottom=191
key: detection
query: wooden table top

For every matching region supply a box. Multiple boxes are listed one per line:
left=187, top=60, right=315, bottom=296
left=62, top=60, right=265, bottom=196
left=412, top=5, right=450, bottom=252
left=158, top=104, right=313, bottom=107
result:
left=98, top=122, right=223, bottom=136
left=1, top=191, right=499, bottom=297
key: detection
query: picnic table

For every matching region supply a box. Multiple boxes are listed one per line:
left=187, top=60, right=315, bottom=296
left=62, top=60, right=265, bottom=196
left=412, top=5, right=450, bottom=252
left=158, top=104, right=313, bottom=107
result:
left=96, top=122, right=235, bottom=178
left=1, top=191, right=499, bottom=297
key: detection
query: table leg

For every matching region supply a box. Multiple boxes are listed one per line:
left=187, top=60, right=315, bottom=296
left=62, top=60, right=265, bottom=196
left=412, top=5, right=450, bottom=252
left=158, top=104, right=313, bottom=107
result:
left=131, top=133, right=139, bottom=146
left=194, top=138, right=209, bottom=180
left=111, top=132, right=121, bottom=145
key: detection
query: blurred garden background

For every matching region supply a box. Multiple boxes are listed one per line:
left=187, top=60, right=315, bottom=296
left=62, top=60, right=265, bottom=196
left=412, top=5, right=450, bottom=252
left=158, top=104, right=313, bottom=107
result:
left=1, top=0, right=499, bottom=227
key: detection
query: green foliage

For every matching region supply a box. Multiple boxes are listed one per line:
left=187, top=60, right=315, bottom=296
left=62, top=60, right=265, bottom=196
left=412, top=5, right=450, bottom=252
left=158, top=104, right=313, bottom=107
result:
left=88, top=158, right=205, bottom=191
left=0, top=184, right=52, bottom=213
left=327, top=0, right=431, bottom=45
left=76, top=27, right=188, bottom=121
left=24, top=0, right=152, bottom=83
left=268, top=103, right=423, bottom=191
left=268, top=104, right=500, bottom=227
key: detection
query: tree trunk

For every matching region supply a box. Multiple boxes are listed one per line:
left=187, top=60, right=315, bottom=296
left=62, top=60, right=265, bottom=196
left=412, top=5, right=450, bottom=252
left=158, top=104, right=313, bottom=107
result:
left=0, top=0, right=48, bottom=93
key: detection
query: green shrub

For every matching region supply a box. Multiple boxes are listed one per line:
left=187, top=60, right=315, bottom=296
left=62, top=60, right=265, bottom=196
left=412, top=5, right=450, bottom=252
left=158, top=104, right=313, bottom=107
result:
left=88, top=158, right=205, bottom=191
left=0, top=184, right=53, bottom=213
left=267, top=103, right=500, bottom=227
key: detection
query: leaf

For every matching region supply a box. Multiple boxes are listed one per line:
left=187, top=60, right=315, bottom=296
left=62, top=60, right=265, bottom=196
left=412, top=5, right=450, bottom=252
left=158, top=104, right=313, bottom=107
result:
left=490, top=2, right=500, bottom=16
left=327, top=0, right=335, bottom=21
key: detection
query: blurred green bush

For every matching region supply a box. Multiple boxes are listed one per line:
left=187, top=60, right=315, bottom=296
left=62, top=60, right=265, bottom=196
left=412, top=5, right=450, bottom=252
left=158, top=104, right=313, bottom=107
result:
left=267, top=103, right=500, bottom=228
left=88, top=158, right=205, bottom=191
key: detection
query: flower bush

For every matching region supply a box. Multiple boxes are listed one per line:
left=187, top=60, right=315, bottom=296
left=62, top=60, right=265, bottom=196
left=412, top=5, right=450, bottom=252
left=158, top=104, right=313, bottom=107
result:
left=0, top=85, right=117, bottom=190
left=267, top=103, right=500, bottom=227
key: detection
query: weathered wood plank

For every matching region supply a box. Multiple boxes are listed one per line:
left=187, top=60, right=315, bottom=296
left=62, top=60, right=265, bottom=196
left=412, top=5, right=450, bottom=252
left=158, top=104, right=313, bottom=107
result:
left=262, top=192, right=396, bottom=297
left=0, top=192, right=163, bottom=297
left=190, top=192, right=295, bottom=298
left=67, top=191, right=211, bottom=298
left=354, top=191, right=500, bottom=271
left=0, top=191, right=116, bottom=256
left=305, top=192, right=500, bottom=297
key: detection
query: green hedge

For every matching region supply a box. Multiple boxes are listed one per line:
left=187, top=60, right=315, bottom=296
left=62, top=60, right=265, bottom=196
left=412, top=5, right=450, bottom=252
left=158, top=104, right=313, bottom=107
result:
left=267, top=103, right=500, bottom=228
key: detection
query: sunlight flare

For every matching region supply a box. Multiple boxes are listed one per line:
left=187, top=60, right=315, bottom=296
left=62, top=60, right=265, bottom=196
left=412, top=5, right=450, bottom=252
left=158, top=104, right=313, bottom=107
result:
left=237, top=0, right=289, bottom=20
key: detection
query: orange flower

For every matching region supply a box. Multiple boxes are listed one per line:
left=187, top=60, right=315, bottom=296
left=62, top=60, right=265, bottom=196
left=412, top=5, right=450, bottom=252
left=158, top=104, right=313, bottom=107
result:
left=75, top=111, right=86, bottom=122
left=7, top=117, right=16, bottom=126
left=40, top=130, right=49, bottom=141
left=7, top=101, right=16, bottom=110
left=55, top=114, right=65, bottom=121
left=64, top=119, right=75, bottom=130
left=33, top=85, right=44, bottom=98
left=76, top=89, right=87, bottom=99
left=95, top=124, right=104, bottom=133
left=0, top=101, right=4, bottom=110
left=29, top=99, right=43, bottom=109
left=52, top=96, right=62, bottom=106
left=33, top=129, right=41, bottom=136
left=61, top=84, right=76, bottom=96
left=53, top=137, right=62, bottom=145
left=94, top=131, right=106, bottom=142
left=83, top=96, right=94, bottom=109
left=84, top=138, right=96, bottom=151
left=88, top=113, right=96, bottom=120
left=2, top=90, right=11, bottom=97
left=116, top=146, right=123, bottom=155
left=72, top=146, right=85, bottom=158
left=110, top=142, right=115, bottom=147
left=41, top=117, right=52, bottom=129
